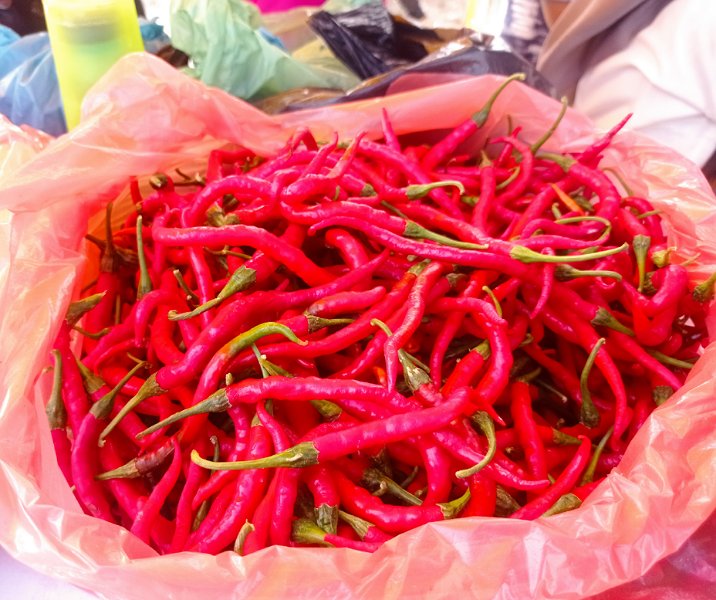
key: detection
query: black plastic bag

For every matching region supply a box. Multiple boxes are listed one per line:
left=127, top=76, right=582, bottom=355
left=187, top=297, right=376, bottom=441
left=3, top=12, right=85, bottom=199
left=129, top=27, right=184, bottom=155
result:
left=308, top=1, right=427, bottom=79
left=280, top=36, right=556, bottom=113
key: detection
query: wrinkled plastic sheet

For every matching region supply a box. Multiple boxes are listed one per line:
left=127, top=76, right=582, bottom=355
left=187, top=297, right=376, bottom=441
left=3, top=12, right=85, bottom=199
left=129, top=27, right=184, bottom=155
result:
left=1, top=53, right=716, bottom=599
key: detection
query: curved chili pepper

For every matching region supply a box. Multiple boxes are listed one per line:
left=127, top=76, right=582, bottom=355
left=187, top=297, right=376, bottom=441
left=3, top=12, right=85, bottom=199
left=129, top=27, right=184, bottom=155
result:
left=47, top=350, right=73, bottom=486
left=152, top=224, right=333, bottom=287
left=188, top=387, right=472, bottom=470
left=420, top=73, right=526, bottom=172
left=292, top=518, right=383, bottom=552
left=331, top=470, right=470, bottom=535
left=510, top=436, right=591, bottom=520
left=130, top=437, right=183, bottom=544
left=304, top=465, right=340, bottom=534
left=192, top=418, right=272, bottom=553
left=510, top=380, right=548, bottom=480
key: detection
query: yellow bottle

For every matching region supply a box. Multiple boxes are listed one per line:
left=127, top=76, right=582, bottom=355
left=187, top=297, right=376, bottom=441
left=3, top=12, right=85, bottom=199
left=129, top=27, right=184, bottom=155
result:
left=43, top=0, right=144, bottom=130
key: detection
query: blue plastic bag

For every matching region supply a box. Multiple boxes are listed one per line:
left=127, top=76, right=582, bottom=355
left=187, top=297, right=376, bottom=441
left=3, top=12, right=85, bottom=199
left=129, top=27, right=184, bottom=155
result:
left=0, top=26, right=65, bottom=136
left=0, top=20, right=170, bottom=136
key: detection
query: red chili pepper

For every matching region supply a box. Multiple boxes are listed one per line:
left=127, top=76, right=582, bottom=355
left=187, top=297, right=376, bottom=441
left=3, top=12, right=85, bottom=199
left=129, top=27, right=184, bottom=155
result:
left=130, top=437, right=183, bottom=544
left=304, top=465, right=340, bottom=534
left=431, top=428, right=549, bottom=491
left=417, top=440, right=454, bottom=505
left=382, top=262, right=446, bottom=389
left=429, top=272, right=489, bottom=386
left=510, top=436, right=591, bottom=520
left=420, top=73, right=526, bottom=172
left=83, top=202, right=122, bottom=352
left=463, top=474, right=497, bottom=517
left=605, top=330, right=683, bottom=390
left=306, top=286, right=387, bottom=318
left=169, top=437, right=211, bottom=553
left=510, top=381, right=549, bottom=480
left=46, top=350, right=73, bottom=486
left=190, top=406, right=251, bottom=512
left=193, top=418, right=272, bottom=553
left=153, top=223, right=333, bottom=287
left=324, top=227, right=370, bottom=269
left=291, top=518, right=383, bottom=552
left=188, top=387, right=472, bottom=471
left=331, top=470, right=470, bottom=534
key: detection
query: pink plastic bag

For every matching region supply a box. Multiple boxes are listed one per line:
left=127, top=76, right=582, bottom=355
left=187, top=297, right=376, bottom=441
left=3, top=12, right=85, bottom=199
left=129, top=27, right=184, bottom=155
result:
left=250, top=0, right=325, bottom=12
left=1, top=53, right=716, bottom=599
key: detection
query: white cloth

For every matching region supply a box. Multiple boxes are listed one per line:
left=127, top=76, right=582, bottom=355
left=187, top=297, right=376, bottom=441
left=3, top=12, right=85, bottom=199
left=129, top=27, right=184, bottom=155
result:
left=564, top=0, right=716, bottom=167
left=538, top=0, right=716, bottom=166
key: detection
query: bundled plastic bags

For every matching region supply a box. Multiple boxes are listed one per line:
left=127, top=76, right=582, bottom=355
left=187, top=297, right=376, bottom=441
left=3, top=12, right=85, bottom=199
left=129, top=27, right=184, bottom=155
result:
left=1, top=53, right=716, bottom=599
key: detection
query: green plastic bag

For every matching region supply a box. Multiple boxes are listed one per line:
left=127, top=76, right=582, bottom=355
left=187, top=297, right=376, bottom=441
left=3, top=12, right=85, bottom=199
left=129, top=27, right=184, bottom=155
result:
left=170, top=0, right=356, bottom=99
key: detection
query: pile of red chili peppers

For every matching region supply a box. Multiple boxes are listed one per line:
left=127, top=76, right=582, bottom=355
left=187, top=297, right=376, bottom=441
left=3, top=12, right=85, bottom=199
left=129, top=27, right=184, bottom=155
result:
left=47, top=75, right=713, bottom=555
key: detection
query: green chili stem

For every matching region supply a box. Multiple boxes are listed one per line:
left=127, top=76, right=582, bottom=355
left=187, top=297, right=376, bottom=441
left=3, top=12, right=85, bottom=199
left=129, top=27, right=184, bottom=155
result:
left=90, top=361, right=147, bottom=420
left=537, top=152, right=575, bottom=172
left=169, top=266, right=257, bottom=321
left=552, top=429, right=582, bottom=446
left=338, top=510, right=374, bottom=539
left=47, top=350, right=67, bottom=429
left=315, top=504, right=339, bottom=535
left=481, top=285, right=502, bottom=317
left=511, top=243, right=628, bottom=264
left=455, top=411, right=496, bottom=478
left=370, top=318, right=430, bottom=392
left=651, top=247, right=675, bottom=268
left=580, top=427, right=613, bottom=485
left=404, top=221, right=488, bottom=250
left=311, top=399, right=343, bottom=421
left=653, top=386, right=674, bottom=406
left=206, top=247, right=253, bottom=260
left=191, top=443, right=319, bottom=471
left=495, top=486, right=520, bottom=517
left=531, top=96, right=569, bottom=153
left=693, top=272, right=716, bottom=303
left=495, top=167, right=520, bottom=190
left=136, top=215, right=152, bottom=300
left=646, top=350, right=695, bottom=370
left=172, top=269, right=199, bottom=303
left=555, top=265, right=622, bottom=281
left=65, top=292, right=106, bottom=328
left=380, top=201, right=409, bottom=219
left=234, top=521, right=255, bottom=554
left=543, top=493, right=582, bottom=517
left=100, top=373, right=168, bottom=444
left=473, top=73, right=526, bottom=126
left=405, top=180, right=465, bottom=200
left=438, top=487, right=471, bottom=518
left=591, top=307, right=634, bottom=336
left=579, top=338, right=605, bottom=428
left=72, top=325, right=112, bottom=340
left=364, top=467, right=423, bottom=506
left=632, top=235, right=651, bottom=293
left=291, top=518, right=332, bottom=547
left=251, top=343, right=270, bottom=378
left=101, top=201, right=118, bottom=273
left=553, top=215, right=611, bottom=228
